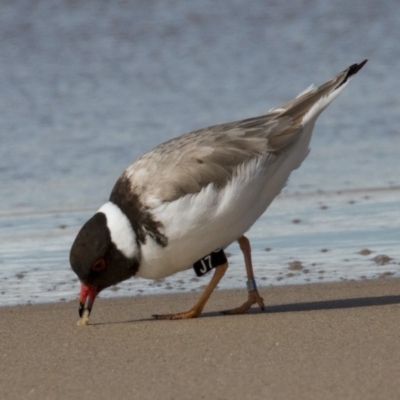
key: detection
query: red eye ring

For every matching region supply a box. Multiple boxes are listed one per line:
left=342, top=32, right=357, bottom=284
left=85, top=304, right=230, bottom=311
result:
left=91, top=257, right=106, bottom=272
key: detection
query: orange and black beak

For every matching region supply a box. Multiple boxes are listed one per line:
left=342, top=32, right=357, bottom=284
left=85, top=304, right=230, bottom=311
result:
left=79, top=284, right=99, bottom=318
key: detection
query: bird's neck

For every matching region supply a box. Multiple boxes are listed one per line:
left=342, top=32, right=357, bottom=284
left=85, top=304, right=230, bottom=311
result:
left=97, top=201, right=140, bottom=261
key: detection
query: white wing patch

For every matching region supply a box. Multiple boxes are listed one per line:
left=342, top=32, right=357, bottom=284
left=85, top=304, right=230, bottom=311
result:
left=296, top=84, right=315, bottom=98
left=302, top=81, right=349, bottom=125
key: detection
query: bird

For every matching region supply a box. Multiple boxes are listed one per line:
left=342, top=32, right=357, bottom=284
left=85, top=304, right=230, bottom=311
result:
left=70, top=60, right=367, bottom=325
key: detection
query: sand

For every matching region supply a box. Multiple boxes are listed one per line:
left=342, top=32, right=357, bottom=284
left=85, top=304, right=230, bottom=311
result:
left=1, top=279, right=400, bottom=400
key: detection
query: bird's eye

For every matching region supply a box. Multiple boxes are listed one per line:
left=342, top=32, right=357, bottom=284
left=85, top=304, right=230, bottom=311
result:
left=91, top=257, right=106, bottom=272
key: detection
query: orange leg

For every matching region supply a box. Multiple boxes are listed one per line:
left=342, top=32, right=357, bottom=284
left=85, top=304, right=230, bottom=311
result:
left=222, top=235, right=265, bottom=315
left=153, top=262, right=228, bottom=320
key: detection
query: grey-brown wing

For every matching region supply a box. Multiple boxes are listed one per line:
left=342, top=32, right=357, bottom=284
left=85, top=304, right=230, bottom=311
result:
left=121, top=60, right=367, bottom=204
left=122, top=113, right=302, bottom=203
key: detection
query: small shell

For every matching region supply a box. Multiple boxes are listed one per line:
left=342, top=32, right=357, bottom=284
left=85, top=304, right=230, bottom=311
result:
left=76, top=309, right=90, bottom=326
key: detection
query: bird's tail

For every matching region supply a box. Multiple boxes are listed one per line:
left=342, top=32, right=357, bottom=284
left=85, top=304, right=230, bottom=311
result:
left=274, top=59, right=368, bottom=125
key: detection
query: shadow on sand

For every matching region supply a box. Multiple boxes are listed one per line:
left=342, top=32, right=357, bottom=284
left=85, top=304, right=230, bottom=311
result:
left=90, top=294, right=400, bottom=326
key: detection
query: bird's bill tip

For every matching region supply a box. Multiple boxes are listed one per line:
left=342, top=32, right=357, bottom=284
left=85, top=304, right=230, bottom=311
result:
left=78, top=283, right=99, bottom=318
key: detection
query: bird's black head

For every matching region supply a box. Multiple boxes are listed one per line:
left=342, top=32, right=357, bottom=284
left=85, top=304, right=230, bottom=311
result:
left=70, top=211, right=139, bottom=318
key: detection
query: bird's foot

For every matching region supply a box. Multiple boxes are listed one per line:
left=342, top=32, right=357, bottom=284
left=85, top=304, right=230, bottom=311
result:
left=222, top=290, right=265, bottom=315
left=152, top=308, right=200, bottom=320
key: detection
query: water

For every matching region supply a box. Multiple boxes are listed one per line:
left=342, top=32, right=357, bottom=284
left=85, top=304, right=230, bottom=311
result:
left=1, top=0, right=399, bottom=306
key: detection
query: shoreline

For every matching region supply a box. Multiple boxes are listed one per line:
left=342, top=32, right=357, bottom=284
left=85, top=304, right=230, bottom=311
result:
left=2, top=186, right=399, bottom=307
left=2, top=279, right=400, bottom=399
left=1, top=275, right=399, bottom=310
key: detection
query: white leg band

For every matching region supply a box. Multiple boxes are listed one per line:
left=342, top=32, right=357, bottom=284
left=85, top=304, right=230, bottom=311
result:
left=246, top=279, right=258, bottom=292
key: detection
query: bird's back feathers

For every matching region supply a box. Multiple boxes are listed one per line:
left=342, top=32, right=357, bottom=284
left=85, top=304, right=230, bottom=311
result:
left=119, top=60, right=367, bottom=206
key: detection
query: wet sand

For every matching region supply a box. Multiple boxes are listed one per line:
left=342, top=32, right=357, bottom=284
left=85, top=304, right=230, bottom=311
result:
left=1, top=279, right=400, bottom=400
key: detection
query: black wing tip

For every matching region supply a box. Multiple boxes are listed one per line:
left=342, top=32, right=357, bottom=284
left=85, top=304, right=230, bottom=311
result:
left=338, top=59, right=368, bottom=88
left=347, top=59, right=368, bottom=77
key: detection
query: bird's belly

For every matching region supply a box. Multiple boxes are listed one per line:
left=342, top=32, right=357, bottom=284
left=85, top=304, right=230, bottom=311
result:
left=137, top=142, right=311, bottom=280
